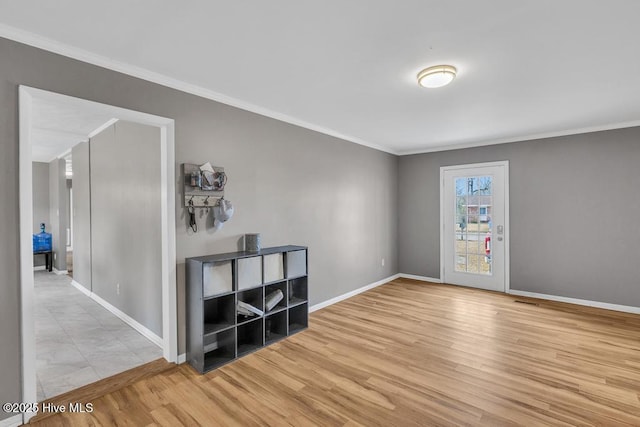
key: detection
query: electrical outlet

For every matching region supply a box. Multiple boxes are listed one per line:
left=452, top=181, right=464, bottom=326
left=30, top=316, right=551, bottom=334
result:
left=116, top=283, right=120, bottom=295
left=53, top=253, right=57, bottom=260
left=381, top=258, right=385, bottom=266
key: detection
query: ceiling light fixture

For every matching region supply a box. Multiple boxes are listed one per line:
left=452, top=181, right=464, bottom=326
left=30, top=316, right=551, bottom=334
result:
left=417, top=65, right=457, bottom=88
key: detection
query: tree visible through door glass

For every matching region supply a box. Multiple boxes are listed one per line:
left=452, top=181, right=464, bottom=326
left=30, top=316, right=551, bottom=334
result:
left=454, top=176, right=492, bottom=275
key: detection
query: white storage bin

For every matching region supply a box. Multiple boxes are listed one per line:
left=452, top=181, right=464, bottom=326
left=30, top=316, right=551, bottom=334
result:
left=203, top=261, right=233, bottom=297
left=263, top=253, right=284, bottom=283
left=237, top=256, right=262, bottom=290
left=286, top=250, right=307, bottom=278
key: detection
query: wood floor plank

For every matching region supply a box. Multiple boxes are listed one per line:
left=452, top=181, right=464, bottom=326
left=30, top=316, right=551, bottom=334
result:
left=28, top=279, right=640, bottom=426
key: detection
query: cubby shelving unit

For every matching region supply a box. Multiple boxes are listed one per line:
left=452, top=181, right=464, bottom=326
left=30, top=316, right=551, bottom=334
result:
left=186, top=245, right=308, bottom=374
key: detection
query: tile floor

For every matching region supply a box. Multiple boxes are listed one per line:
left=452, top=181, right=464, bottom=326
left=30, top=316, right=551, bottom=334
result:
left=34, top=271, right=162, bottom=400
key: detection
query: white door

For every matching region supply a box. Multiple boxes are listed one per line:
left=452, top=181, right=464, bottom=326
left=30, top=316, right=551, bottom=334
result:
left=441, top=161, right=509, bottom=292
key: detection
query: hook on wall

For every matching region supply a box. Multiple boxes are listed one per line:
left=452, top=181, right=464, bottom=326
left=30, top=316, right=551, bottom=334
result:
left=188, top=199, right=197, bottom=232
left=184, top=195, right=221, bottom=208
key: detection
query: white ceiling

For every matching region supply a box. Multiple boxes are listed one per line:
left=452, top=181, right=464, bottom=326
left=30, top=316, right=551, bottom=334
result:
left=31, top=97, right=115, bottom=162
left=4, top=1, right=640, bottom=154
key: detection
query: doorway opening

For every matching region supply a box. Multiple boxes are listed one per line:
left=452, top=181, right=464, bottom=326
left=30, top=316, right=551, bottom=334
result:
left=440, top=161, right=510, bottom=292
left=19, top=86, right=177, bottom=422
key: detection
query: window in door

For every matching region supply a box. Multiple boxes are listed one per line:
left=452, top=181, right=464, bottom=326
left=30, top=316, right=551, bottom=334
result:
left=455, top=176, right=492, bottom=275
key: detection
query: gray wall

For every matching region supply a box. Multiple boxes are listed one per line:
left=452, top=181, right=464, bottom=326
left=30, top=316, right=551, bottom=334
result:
left=399, top=126, right=640, bottom=307
left=72, top=141, right=92, bottom=290
left=90, top=121, right=162, bottom=336
left=32, top=162, right=50, bottom=234
left=32, top=162, right=50, bottom=267
left=0, top=36, right=398, bottom=415
left=48, top=158, right=68, bottom=271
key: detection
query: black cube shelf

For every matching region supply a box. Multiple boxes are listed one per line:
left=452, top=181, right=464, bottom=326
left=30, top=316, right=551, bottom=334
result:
left=186, top=245, right=308, bottom=373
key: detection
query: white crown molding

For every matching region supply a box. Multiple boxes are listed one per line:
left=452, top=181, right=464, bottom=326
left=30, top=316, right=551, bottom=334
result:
left=88, top=118, right=119, bottom=138
left=0, top=24, right=396, bottom=155
left=6, top=24, right=638, bottom=157
left=397, top=119, right=640, bottom=156
left=57, top=147, right=72, bottom=159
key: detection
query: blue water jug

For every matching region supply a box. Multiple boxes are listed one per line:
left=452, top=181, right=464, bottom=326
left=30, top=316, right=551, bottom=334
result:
left=33, top=223, right=52, bottom=252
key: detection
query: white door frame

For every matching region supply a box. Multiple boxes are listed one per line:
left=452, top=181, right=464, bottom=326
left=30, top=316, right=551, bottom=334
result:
left=19, top=86, right=177, bottom=422
left=440, top=161, right=510, bottom=292
left=68, top=187, right=73, bottom=251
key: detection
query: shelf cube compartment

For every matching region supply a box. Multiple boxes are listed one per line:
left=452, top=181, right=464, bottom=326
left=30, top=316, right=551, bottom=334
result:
left=187, top=246, right=308, bottom=375
left=237, top=318, right=264, bottom=356
left=263, top=253, right=285, bottom=283
left=203, top=328, right=235, bottom=371
left=286, top=250, right=307, bottom=278
left=203, top=294, right=235, bottom=334
left=265, top=310, right=287, bottom=344
left=203, top=261, right=233, bottom=297
left=237, top=256, right=263, bottom=290
left=288, top=303, right=308, bottom=334
left=237, top=287, right=264, bottom=324
left=288, top=277, right=308, bottom=306
left=264, top=282, right=287, bottom=313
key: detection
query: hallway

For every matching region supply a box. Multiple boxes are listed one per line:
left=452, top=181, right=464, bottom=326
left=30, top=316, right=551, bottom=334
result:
left=34, top=271, right=162, bottom=400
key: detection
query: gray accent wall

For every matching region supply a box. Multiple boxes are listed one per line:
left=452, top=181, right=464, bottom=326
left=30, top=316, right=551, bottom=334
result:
left=399, top=126, right=640, bottom=307
left=0, top=36, right=398, bottom=414
left=90, top=121, right=163, bottom=336
left=32, top=162, right=50, bottom=268
left=72, top=141, right=92, bottom=290
left=48, top=158, right=68, bottom=271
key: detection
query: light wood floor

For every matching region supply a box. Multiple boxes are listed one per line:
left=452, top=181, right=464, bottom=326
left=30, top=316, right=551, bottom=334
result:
left=29, top=278, right=640, bottom=426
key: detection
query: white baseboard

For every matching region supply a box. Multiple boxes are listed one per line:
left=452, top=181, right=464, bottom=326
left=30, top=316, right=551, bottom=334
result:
left=398, top=273, right=443, bottom=283
left=53, top=268, right=68, bottom=275
left=33, top=265, right=46, bottom=271
left=508, top=289, right=640, bottom=315
left=309, top=274, right=400, bottom=313
left=0, top=414, right=22, bottom=427
left=71, top=279, right=91, bottom=296
left=177, top=353, right=186, bottom=364
left=70, top=280, right=164, bottom=347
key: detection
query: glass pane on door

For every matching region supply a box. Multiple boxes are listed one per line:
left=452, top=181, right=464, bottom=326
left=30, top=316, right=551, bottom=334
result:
left=454, top=176, right=493, bottom=275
